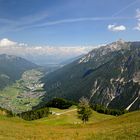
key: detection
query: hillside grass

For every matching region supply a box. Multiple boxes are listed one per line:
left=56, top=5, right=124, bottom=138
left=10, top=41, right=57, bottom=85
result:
left=0, top=107, right=140, bottom=140
left=36, top=106, right=114, bottom=125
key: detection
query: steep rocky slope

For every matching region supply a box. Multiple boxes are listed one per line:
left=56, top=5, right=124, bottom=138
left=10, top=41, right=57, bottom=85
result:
left=42, top=40, right=140, bottom=111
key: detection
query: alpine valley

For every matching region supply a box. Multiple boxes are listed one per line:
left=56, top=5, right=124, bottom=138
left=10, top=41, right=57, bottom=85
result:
left=0, top=40, right=140, bottom=113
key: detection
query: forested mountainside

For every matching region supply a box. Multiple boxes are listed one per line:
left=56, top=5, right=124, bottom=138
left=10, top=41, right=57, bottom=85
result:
left=0, top=54, right=37, bottom=89
left=42, top=40, right=140, bottom=111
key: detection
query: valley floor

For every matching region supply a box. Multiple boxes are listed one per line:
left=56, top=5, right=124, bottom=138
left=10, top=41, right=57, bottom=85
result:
left=0, top=107, right=140, bottom=140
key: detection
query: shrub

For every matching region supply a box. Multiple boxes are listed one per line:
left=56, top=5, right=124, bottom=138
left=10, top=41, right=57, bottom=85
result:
left=46, top=98, right=73, bottom=109
left=0, top=107, right=13, bottom=117
left=17, top=107, right=49, bottom=121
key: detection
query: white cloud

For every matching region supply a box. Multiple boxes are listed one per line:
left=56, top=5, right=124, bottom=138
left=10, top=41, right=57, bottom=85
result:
left=0, top=14, right=133, bottom=34
left=108, top=24, right=126, bottom=32
left=32, top=17, right=132, bottom=27
left=0, top=11, right=48, bottom=34
left=0, top=38, right=95, bottom=65
left=18, top=43, right=28, bottom=46
left=0, top=38, right=17, bottom=47
left=112, top=0, right=139, bottom=17
left=134, top=23, right=140, bottom=31
left=134, top=9, right=140, bottom=31
left=136, top=9, right=140, bottom=18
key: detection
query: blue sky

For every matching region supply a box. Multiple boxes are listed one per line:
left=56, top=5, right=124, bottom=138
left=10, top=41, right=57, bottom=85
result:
left=0, top=0, right=140, bottom=45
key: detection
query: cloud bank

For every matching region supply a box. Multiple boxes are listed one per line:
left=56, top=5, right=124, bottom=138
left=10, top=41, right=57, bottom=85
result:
left=0, top=38, right=94, bottom=65
left=134, top=9, right=140, bottom=31
left=0, top=38, right=17, bottom=47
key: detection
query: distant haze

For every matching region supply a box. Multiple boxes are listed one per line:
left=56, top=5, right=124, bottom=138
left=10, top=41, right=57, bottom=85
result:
left=0, top=38, right=95, bottom=65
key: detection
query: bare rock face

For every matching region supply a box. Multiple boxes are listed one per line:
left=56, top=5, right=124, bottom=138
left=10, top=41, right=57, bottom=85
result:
left=133, top=72, right=140, bottom=84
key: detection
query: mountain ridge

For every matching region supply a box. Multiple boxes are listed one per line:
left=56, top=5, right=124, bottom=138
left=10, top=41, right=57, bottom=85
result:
left=42, top=40, right=140, bottom=111
left=0, top=54, right=37, bottom=89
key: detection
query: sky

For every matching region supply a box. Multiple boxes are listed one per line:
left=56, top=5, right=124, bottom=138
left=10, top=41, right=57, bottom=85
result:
left=0, top=0, right=140, bottom=46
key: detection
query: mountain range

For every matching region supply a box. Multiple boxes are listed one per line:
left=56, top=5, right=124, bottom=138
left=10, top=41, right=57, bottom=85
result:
left=0, top=38, right=93, bottom=66
left=42, top=40, right=140, bottom=111
left=0, top=54, right=37, bottom=90
left=0, top=40, right=139, bottom=112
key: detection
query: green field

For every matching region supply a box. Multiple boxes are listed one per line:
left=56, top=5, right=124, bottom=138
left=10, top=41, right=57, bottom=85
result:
left=0, top=106, right=140, bottom=140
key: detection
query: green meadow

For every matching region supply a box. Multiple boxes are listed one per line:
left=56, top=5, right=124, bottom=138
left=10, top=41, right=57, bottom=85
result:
left=0, top=106, right=140, bottom=140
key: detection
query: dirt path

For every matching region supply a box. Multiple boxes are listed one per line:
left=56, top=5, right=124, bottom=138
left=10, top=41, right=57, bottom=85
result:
left=52, top=109, right=77, bottom=116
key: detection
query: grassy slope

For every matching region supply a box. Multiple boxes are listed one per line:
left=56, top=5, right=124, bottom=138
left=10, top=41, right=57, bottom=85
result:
left=36, top=106, right=114, bottom=125
left=0, top=107, right=140, bottom=140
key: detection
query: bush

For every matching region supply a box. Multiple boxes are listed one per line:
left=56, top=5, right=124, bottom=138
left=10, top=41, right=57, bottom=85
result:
left=0, top=107, right=13, bottom=117
left=46, top=98, right=73, bottom=109
left=17, top=107, right=49, bottom=121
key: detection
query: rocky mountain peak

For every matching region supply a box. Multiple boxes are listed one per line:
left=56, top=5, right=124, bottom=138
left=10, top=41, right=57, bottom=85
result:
left=78, top=39, right=129, bottom=64
left=116, top=39, right=126, bottom=44
left=105, top=39, right=128, bottom=51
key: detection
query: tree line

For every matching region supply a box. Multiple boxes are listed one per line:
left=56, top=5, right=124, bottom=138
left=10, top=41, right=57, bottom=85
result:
left=17, top=107, right=49, bottom=121
left=0, top=97, right=129, bottom=122
left=91, top=104, right=129, bottom=116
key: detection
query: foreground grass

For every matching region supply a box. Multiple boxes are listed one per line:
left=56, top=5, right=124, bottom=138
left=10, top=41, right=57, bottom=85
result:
left=0, top=108, right=140, bottom=140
